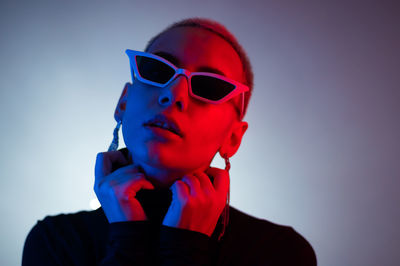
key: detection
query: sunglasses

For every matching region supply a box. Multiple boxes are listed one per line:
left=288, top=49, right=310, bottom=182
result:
left=125, top=49, right=249, bottom=120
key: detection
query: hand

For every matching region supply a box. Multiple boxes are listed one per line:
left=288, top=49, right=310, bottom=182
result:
left=94, top=149, right=155, bottom=223
left=162, top=167, right=229, bottom=237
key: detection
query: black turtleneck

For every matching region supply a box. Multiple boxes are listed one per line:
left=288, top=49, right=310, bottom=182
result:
left=22, top=188, right=317, bottom=265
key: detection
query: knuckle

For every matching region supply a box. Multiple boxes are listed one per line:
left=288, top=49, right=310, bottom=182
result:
left=96, top=152, right=105, bottom=161
left=120, top=188, right=135, bottom=202
left=181, top=176, right=190, bottom=183
left=97, top=178, right=108, bottom=189
left=182, top=195, right=191, bottom=206
left=192, top=177, right=200, bottom=186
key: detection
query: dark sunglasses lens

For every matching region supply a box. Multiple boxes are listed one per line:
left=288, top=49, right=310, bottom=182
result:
left=191, top=75, right=235, bottom=101
left=136, top=55, right=175, bottom=84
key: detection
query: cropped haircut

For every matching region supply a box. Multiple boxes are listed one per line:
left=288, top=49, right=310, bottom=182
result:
left=143, top=17, right=254, bottom=119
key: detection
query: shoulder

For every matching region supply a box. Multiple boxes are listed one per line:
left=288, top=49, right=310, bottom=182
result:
left=23, top=208, right=108, bottom=265
left=224, top=206, right=317, bottom=265
left=39, top=207, right=106, bottom=227
left=32, top=207, right=108, bottom=240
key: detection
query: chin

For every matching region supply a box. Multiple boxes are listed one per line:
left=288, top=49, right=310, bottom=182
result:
left=127, top=138, right=216, bottom=174
left=149, top=154, right=196, bottom=173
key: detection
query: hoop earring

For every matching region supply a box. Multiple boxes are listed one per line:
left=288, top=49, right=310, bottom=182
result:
left=108, top=120, right=122, bottom=152
left=218, top=153, right=231, bottom=241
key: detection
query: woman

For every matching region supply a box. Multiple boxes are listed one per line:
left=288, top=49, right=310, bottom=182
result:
left=23, top=18, right=317, bottom=265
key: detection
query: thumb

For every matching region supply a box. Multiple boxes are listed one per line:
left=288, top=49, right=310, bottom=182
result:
left=95, top=149, right=131, bottom=179
left=205, top=167, right=229, bottom=195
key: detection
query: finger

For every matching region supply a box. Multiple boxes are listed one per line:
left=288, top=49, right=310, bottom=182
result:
left=106, top=149, right=133, bottom=172
left=205, top=167, right=229, bottom=195
left=130, top=176, right=155, bottom=191
left=171, top=179, right=190, bottom=201
left=140, top=179, right=155, bottom=190
left=107, top=166, right=142, bottom=186
left=119, top=176, right=155, bottom=200
left=95, top=164, right=141, bottom=190
left=95, top=149, right=131, bottom=180
left=181, top=174, right=202, bottom=196
left=119, top=148, right=133, bottom=164
left=95, top=152, right=106, bottom=180
left=193, top=171, right=215, bottom=194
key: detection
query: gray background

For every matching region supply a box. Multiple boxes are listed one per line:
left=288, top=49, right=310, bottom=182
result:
left=1, top=0, right=399, bottom=265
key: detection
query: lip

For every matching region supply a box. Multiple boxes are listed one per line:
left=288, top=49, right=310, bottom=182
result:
left=143, top=114, right=183, bottom=138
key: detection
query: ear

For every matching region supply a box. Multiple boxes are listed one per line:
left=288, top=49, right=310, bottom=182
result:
left=218, top=121, right=248, bottom=158
left=114, top=83, right=130, bottom=122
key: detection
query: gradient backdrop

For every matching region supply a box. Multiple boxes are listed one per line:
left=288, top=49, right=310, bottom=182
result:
left=1, top=1, right=399, bottom=265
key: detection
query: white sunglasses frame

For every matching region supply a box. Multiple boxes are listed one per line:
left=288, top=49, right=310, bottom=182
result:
left=125, top=49, right=249, bottom=120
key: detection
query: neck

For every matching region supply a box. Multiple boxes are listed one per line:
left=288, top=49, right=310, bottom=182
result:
left=129, top=154, right=211, bottom=189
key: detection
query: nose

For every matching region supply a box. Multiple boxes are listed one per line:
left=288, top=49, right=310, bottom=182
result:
left=158, top=74, right=189, bottom=112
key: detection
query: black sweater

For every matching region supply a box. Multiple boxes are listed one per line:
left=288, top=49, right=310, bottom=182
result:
left=22, top=188, right=317, bottom=265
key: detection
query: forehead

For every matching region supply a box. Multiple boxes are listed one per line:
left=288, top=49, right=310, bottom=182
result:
left=146, top=26, right=244, bottom=83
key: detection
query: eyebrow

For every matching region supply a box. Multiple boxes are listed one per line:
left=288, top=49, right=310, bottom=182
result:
left=153, top=51, right=227, bottom=77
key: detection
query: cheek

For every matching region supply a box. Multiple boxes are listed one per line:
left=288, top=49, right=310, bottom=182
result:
left=126, top=83, right=155, bottom=111
left=121, top=85, right=152, bottom=146
left=186, top=113, right=232, bottom=153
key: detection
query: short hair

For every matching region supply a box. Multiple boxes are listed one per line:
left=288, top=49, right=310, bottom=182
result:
left=143, top=17, right=254, bottom=119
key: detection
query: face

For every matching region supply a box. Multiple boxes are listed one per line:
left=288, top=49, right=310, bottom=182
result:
left=118, top=26, right=247, bottom=180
